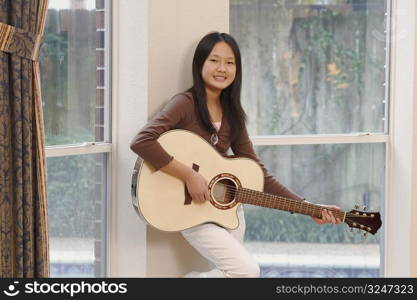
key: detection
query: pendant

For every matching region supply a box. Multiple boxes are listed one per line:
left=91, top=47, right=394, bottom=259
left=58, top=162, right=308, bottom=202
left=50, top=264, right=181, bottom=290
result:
left=210, top=133, right=219, bottom=146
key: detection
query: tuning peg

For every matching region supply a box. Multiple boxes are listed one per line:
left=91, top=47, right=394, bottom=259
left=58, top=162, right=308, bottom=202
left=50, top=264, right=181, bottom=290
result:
left=354, top=205, right=360, bottom=210
left=363, top=232, right=368, bottom=240
left=363, top=206, right=367, bottom=211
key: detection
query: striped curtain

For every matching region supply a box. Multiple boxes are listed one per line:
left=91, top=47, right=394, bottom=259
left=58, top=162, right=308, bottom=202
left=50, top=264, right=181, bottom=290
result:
left=0, top=0, right=49, bottom=277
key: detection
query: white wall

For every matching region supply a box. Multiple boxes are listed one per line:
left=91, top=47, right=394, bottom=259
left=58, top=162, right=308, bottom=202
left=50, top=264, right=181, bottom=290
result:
left=110, top=0, right=148, bottom=277
left=110, top=0, right=229, bottom=277
left=147, top=0, right=229, bottom=277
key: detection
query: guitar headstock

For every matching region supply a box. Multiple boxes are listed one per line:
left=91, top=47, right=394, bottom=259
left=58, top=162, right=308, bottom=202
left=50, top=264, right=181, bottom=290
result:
left=344, top=209, right=382, bottom=235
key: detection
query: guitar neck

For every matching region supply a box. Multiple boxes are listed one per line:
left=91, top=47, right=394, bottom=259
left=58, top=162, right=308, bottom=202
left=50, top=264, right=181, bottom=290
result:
left=236, top=188, right=345, bottom=220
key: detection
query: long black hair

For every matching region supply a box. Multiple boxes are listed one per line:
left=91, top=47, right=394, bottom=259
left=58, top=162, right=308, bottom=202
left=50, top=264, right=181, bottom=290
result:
left=187, top=32, right=247, bottom=143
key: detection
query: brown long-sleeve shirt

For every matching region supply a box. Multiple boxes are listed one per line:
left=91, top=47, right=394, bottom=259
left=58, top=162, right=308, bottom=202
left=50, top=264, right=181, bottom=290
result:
left=130, top=92, right=304, bottom=201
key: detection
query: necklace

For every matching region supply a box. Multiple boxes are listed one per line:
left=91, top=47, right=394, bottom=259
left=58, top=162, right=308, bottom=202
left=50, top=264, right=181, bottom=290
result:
left=210, top=133, right=219, bottom=146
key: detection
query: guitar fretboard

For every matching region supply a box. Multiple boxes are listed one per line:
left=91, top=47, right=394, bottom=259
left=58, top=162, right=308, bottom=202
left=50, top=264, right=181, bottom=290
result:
left=236, top=187, right=345, bottom=220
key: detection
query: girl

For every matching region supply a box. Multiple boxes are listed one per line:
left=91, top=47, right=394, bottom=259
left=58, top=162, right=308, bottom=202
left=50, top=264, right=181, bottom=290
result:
left=130, top=32, right=341, bottom=278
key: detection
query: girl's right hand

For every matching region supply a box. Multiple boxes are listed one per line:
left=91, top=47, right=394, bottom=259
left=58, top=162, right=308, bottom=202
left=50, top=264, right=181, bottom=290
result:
left=185, top=171, right=210, bottom=203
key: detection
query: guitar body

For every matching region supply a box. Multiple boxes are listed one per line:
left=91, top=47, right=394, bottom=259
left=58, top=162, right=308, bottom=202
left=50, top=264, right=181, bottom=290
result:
left=132, top=130, right=264, bottom=232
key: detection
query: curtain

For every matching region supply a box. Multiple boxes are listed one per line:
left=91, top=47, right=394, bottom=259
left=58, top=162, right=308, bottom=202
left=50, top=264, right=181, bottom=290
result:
left=0, top=0, right=49, bottom=277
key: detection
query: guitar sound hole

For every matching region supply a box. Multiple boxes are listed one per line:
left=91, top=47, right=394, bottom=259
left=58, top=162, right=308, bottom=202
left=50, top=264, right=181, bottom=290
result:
left=212, top=178, right=237, bottom=205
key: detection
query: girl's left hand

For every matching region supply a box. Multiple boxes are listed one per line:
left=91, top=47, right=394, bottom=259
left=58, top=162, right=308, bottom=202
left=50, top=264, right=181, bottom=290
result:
left=311, top=205, right=342, bottom=225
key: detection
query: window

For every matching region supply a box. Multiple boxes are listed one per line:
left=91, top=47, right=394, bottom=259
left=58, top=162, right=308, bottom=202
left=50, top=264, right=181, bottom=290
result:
left=41, top=0, right=111, bottom=277
left=230, top=0, right=388, bottom=277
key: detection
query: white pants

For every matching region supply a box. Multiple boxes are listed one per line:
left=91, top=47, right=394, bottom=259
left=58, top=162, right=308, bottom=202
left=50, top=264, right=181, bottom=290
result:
left=181, top=205, right=260, bottom=278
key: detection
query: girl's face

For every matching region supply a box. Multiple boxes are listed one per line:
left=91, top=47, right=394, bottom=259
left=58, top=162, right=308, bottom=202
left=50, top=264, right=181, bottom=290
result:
left=201, top=41, right=236, bottom=94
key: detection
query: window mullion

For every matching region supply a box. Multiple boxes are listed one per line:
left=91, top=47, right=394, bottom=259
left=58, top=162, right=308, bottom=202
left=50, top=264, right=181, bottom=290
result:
left=45, top=143, right=112, bottom=158
left=251, top=133, right=389, bottom=146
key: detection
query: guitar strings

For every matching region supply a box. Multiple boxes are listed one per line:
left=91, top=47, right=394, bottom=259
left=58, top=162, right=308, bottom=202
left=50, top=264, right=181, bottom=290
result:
left=216, top=183, right=334, bottom=210
left=220, top=188, right=371, bottom=229
left=213, top=184, right=372, bottom=230
left=215, top=185, right=343, bottom=219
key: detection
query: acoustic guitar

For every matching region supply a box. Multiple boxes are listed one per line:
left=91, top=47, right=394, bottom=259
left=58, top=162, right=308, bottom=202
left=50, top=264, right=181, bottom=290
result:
left=131, top=130, right=382, bottom=235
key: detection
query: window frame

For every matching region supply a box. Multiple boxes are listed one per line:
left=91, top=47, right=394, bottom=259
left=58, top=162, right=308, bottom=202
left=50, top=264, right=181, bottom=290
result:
left=232, top=0, right=390, bottom=277
left=44, top=0, right=113, bottom=277
left=384, top=0, right=417, bottom=277
left=246, top=0, right=417, bottom=277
